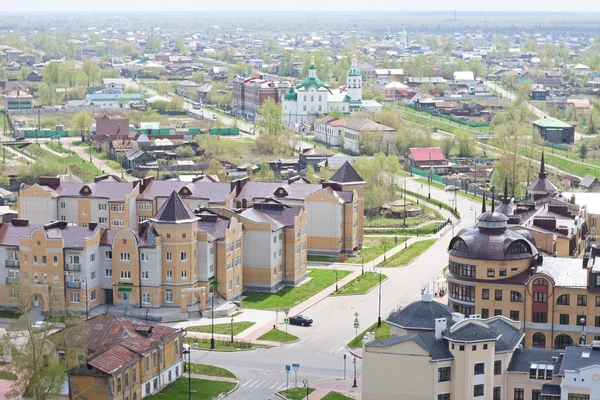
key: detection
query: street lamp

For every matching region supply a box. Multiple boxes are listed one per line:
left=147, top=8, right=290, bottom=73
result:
left=303, top=379, right=309, bottom=399
left=361, top=255, right=364, bottom=276
left=352, top=357, right=358, bottom=388
left=81, top=277, right=88, bottom=320
left=428, top=152, right=431, bottom=199
left=182, top=344, right=191, bottom=400
left=376, top=266, right=383, bottom=327
left=209, top=288, right=215, bottom=350
left=333, top=268, right=339, bottom=292
left=230, top=316, right=234, bottom=343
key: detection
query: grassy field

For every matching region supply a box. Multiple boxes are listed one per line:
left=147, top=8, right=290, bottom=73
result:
left=321, top=392, right=354, bottom=400
left=21, top=143, right=100, bottom=181
left=347, top=322, right=391, bottom=348
left=257, top=329, right=299, bottom=343
left=365, top=204, right=444, bottom=228
left=364, top=226, right=438, bottom=236
left=183, top=337, right=256, bottom=351
left=242, top=269, right=351, bottom=311
left=307, top=255, right=338, bottom=262
left=184, top=363, right=236, bottom=379
left=379, top=239, right=437, bottom=267
left=0, top=371, right=18, bottom=381
left=346, top=237, right=407, bottom=265
left=185, top=322, right=255, bottom=336
left=146, top=377, right=235, bottom=400
left=332, top=272, right=386, bottom=296
left=0, top=310, right=22, bottom=319
left=278, top=388, right=316, bottom=400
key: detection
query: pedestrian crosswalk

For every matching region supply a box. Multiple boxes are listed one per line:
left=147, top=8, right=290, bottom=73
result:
left=329, top=345, right=348, bottom=357
left=240, top=379, right=289, bottom=391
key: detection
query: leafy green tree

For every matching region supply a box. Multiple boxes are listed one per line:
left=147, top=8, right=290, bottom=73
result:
left=71, top=112, right=94, bottom=140
left=455, top=131, right=475, bottom=157
left=169, top=95, right=184, bottom=111
left=441, top=136, right=456, bottom=156
left=467, top=59, right=485, bottom=79
left=353, top=153, right=401, bottom=212
left=580, top=142, right=589, bottom=160
left=175, top=145, right=195, bottom=158
left=146, top=35, right=162, bottom=53
left=328, top=108, right=344, bottom=119
left=37, top=83, right=59, bottom=106
left=174, top=38, right=188, bottom=54
left=254, top=162, right=276, bottom=182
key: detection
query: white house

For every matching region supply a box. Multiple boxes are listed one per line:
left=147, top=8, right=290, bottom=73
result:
left=102, top=78, right=129, bottom=94
left=313, top=116, right=395, bottom=155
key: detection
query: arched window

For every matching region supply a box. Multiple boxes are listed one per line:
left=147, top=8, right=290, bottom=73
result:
left=532, top=332, right=546, bottom=348
left=450, top=238, right=468, bottom=252
left=554, top=334, right=573, bottom=350
left=510, top=291, right=523, bottom=302
left=556, top=294, right=570, bottom=305
left=507, top=240, right=530, bottom=255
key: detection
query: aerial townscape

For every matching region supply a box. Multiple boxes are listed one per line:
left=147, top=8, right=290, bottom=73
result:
left=1, top=4, right=600, bottom=400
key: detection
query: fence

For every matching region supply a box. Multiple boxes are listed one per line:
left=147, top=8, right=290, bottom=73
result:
left=21, top=130, right=69, bottom=138
left=545, top=142, right=568, bottom=151
left=406, top=104, right=491, bottom=128
left=209, top=127, right=240, bottom=135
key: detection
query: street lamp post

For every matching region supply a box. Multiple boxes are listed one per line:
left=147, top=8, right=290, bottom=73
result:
left=182, top=345, right=191, bottom=400
left=352, top=357, right=358, bottom=388
left=333, top=268, right=338, bottom=292
left=383, top=242, right=387, bottom=262
left=377, top=266, right=382, bottom=327
left=81, top=277, right=88, bottom=320
left=230, top=316, right=234, bottom=343
left=361, top=255, right=364, bottom=276
left=428, top=152, right=431, bottom=199
left=209, top=288, right=215, bottom=350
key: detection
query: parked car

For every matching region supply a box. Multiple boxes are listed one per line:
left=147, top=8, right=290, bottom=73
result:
left=50, top=135, right=61, bottom=140
left=15, top=136, right=25, bottom=141
left=192, top=102, right=202, bottom=109
left=289, top=315, right=313, bottom=326
left=444, top=185, right=459, bottom=191
left=32, top=321, right=50, bottom=331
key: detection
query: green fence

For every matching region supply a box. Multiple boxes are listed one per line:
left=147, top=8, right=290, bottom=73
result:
left=158, top=111, right=187, bottom=115
left=406, top=104, right=491, bottom=128
left=209, top=127, right=240, bottom=135
left=24, top=130, right=68, bottom=138
left=545, top=142, right=568, bottom=151
left=410, top=166, right=445, bottom=183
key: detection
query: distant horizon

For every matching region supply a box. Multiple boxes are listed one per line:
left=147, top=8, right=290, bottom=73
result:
left=3, top=1, right=600, bottom=13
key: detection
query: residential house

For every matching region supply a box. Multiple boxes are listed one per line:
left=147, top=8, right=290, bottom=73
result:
left=532, top=117, right=575, bottom=144
left=407, top=147, right=447, bottom=172
left=579, top=176, right=600, bottom=192
left=103, top=78, right=129, bottom=94
left=313, top=116, right=395, bottom=155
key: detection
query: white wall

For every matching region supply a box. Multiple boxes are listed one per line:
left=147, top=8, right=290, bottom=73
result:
left=20, top=196, right=57, bottom=224
left=561, top=365, right=600, bottom=400
left=196, top=241, right=215, bottom=282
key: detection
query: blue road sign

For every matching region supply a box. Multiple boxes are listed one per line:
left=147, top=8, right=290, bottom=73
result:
left=286, top=365, right=291, bottom=371
left=292, top=363, right=300, bottom=371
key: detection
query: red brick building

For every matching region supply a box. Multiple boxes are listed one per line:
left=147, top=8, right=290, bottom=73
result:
left=232, top=75, right=292, bottom=121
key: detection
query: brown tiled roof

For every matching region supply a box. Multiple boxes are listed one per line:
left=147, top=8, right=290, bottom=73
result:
left=152, top=191, right=198, bottom=223
left=0, top=223, right=102, bottom=248
left=239, top=208, right=284, bottom=230
left=252, top=203, right=301, bottom=227
left=52, top=182, right=136, bottom=202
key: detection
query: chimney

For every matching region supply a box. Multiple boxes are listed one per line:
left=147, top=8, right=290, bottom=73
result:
left=435, top=318, right=446, bottom=340
left=451, top=312, right=465, bottom=323
left=583, top=252, right=590, bottom=269
left=422, top=290, right=433, bottom=302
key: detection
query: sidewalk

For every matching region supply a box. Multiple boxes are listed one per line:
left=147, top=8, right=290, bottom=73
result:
left=309, top=378, right=362, bottom=399
left=189, top=373, right=238, bottom=383
left=40, top=143, right=68, bottom=157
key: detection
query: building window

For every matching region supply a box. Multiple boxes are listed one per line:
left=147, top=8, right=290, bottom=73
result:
left=578, top=295, right=587, bottom=306
left=111, top=218, right=125, bottom=227
left=438, top=367, right=450, bottom=382
left=481, top=289, right=489, bottom=300
left=124, top=371, right=129, bottom=388
left=510, top=291, right=523, bottom=302
left=555, top=334, right=574, bottom=349
left=448, top=282, right=475, bottom=303
left=487, top=268, right=495, bottom=277
left=142, top=292, right=150, bottom=304
left=493, top=387, right=501, bottom=400
left=90, top=290, right=96, bottom=301
left=117, top=376, right=122, bottom=392
left=181, top=252, right=187, bottom=262
left=473, top=384, right=484, bottom=397
left=567, top=395, right=591, bottom=400
left=533, top=292, right=547, bottom=303
left=532, top=312, right=547, bottom=323
left=110, top=204, right=124, bottom=212
left=181, top=270, right=187, bottom=280
left=499, top=268, right=506, bottom=277
left=166, top=252, right=172, bottom=262
left=228, top=280, right=232, bottom=291
left=120, top=270, right=131, bottom=279
left=70, top=292, right=80, bottom=303
left=560, top=314, right=569, bottom=325
left=99, top=203, right=107, bottom=211
left=596, top=296, right=600, bottom=307
left=510, top=310, right=520, bottom=321
left=532, top=389, right=541, bottom=400
left=437, top=395, right=450, bottom=400
left=99, top=217, right=107, bottom=224
left=514, top=388, right=524, bottom=400
left=106, top=269, right=112, bottom=277
left=532, top=332, right=546, bottom=347
left=141, top=253, right=148, bottom=262
left=90, top=271, right=96, bottom=281
left=481, top=308, right=489, bottom=319
left=494, top=290, right=502, bottom=301
left=556, top=294, right=570, bottom=305
left=595, top=316, right=600, bottom=327
left=474, top=363, right=484, bottom=375
left=533, top=279, right=548, bottom=286
left=493, top=360, right=502, bottom=375
left=166, top=270, right=172, bottom=280
left=236, top=276, right=240, bottom=287
left=165, top=290, right=173, bottom=303
left=120, top=252, right=130, bottom=262
left=138, top=202, right=152, bottom=211
left=105, top=251, right=112, bottom=260
left=141, top=271, right=149, bottom=279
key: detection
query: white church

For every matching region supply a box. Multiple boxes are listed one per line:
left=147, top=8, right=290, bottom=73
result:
left=282, top=58, right=382, bottom=126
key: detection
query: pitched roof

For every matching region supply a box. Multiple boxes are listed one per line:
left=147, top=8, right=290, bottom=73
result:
left=386, top=299, right=454, bottom=330
left=152, top=191, right=198, bottom=223
left=507, top=348, right=563, bottom=372
left=409, top=147, right=445, bottom=162
left=579, top=175, right=598, bottom=188
left=559, top=346, right=600, bottom=375
left=328, top=161, right=364, bottom=184
left=533, top=117, right=572, bottom=129
left=252, top=203, right=302, bottom=227
left=197, top=214, right=231, bottom=239
left=366, top=331, right=454, bottom=361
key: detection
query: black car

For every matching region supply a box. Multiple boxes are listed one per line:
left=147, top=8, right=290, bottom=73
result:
left=289, top=315, right=313, bottom=326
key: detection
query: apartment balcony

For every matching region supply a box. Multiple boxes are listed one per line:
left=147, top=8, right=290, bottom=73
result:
left=5, top=277, right=19, bottom=284
left=65, top=263, right=81, bottom=272
left=5, top=260, right=19, bottom=268
left=67, top=281, right=81, bottom=289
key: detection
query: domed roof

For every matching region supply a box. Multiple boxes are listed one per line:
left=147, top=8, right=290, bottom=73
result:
left=386, top=298, right=454, bottom=331
left=448, top=225, right=538, bottom=261
left=348, top=58, right=361, bottom=77
left=284, top=87, right=297, bottom=101
left=496, top=202, right=514, bottom=216
left=478, top=211, right=509, bottom=223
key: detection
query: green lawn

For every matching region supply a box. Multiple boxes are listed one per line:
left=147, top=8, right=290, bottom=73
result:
left=184, top=363, right=236, bottom=379
left=307, top=255, right=338, bottom=263
left=278, top=387, right=315, bottom=400
left=347, top=322, right=391, bottom=348
left=257, top=329, right=299, bottom=343
left=23, top=144, right=100, bottom=181
left=364, top=226, right=438, bottom=236
left=230, top=311, right=243, bottom=318
left=365, top=204, right=444, bottom=228
left=185, top=322, right=255, bottom=335
left=347, top=237, right=407, bottom=265
left=146, top=377, right=235, bottom=400
left=0, top=310, right=22, bottom=319
left=332, top=272, right=386, bottom=296
left=0, top=371, right=18, bottom=381
left=183, top=337, right=256, bottom=351
left=242, top=269, right=351, bottom=311
left=321, top=392, right=353, bottom=400
left=378, top=239, right=437, bottom=267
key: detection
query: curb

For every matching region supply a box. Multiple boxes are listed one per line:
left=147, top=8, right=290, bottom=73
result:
left=377, top=238, right=439, bottom=268
left=346, top=345, right=363, bottom=359
left=216, top=370, right=241, bottom=399
left=274, top=393, right=289, bottom=400
left=293, top=271, right=361, bottom=316
left=328, top=276, right=389, bottom=297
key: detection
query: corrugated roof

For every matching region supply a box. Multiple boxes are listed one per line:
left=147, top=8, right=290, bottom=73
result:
left=252, top=203, right=301, bottom=227
left=409, top=147, right=445, bottom=162
left=533, top=117, right=572, bottom=129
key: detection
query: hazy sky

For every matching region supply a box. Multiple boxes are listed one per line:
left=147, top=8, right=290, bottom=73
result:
left=6, top=0, right=600, bottom=12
